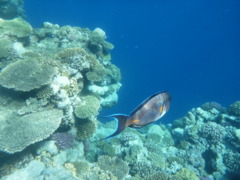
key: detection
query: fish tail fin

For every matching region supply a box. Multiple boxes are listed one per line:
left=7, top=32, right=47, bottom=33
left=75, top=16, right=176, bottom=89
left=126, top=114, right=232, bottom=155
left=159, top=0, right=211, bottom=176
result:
left=95, top=114, right=129, bottom=142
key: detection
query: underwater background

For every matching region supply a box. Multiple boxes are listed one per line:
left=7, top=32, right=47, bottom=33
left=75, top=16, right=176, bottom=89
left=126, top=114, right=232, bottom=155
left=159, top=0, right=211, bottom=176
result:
left=24, top=0, right=240, bottom=122
left=0, top=0, right=240, bottom=180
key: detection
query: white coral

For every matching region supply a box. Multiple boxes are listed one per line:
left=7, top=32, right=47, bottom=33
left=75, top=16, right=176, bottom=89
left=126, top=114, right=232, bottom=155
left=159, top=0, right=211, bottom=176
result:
left=51, top=75, right=70, bottom=93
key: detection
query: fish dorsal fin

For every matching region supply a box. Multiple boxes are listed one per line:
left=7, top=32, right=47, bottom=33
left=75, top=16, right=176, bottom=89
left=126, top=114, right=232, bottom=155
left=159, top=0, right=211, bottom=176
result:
left=96, top=114, right=129, bottom=141
left=130, top=91, right=169, bottom=116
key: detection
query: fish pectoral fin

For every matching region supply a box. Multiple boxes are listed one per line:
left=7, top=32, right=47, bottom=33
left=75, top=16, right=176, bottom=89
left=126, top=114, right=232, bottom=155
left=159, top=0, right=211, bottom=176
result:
left=159, top=105, right=163, bottom=112
left=131, top=119, right=139, bottom=124
left=95, top=114, right=129, bottom=141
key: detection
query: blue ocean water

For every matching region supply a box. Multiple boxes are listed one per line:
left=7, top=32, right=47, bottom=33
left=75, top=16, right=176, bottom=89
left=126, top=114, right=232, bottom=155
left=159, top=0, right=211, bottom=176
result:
left=25, top=0, right=240, bottom=123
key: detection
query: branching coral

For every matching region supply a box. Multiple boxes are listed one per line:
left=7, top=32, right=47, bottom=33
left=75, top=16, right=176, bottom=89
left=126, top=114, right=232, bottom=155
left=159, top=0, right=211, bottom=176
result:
left=129, top=162, right=160, bottom=179
left=98, top=155, right=129, bottom=180
left=105, top=64, right=121, bottom=83
left=146, top=171, right=171, bottom=180
left=200, top=122, right=225, bottom=145
left=228, top=101, right=240, bottom=117
left=57, top=47, right=97, bottom=71
left=51, top=132, right=75, bottom=150
left=36, top=85, right=54, bottom=99
left=86, top=63, right=107, bottom=82
left=223, top=151, right=240, bottom=175
left=76, top=119, right=97, bottom=140
left=174, top=168, right=199, bottom=180
left=87, top=28, right=114, bottom=57
left=201, top=102, right=225, bottom=112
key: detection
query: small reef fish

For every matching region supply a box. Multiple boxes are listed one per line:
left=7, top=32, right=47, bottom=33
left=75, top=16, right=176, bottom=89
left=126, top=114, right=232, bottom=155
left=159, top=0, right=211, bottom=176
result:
left=98, top=91, right=171, bottom=141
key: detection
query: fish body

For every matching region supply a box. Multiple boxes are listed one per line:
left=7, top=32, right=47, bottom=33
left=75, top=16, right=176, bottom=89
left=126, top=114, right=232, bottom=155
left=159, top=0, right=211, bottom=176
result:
left=98, top=91, right=170, bottom=141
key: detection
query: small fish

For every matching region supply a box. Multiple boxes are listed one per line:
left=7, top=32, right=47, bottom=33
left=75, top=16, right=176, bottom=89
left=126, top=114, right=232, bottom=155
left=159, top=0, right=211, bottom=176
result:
left=98, top=91, right=171, bottom=141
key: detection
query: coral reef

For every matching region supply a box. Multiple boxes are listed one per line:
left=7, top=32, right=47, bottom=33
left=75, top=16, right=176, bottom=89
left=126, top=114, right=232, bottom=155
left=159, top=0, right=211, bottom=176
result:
left=1, top=4, right=240, bottom=180
left=0, top=12, right=122, bottom=179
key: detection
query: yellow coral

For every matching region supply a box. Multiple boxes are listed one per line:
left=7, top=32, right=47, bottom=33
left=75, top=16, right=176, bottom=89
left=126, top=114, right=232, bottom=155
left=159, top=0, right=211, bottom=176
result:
left=64, top=162, right=77, bottom=176
left=174, top=168, right=198, bottom=180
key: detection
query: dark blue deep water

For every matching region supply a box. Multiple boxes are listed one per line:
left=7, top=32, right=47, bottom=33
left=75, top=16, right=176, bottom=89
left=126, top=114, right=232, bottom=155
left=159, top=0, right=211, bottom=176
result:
left=25, top=0, right=240, bottom=123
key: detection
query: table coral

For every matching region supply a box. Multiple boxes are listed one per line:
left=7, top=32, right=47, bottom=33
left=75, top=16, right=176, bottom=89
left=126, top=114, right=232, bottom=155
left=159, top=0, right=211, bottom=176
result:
left=0, top=109, right=63, bottom=153
left=0, top=18, right=32, bottom=38
left=0, top=38, right=15, bottom=60
left=0, top=59, right=57, bottom=92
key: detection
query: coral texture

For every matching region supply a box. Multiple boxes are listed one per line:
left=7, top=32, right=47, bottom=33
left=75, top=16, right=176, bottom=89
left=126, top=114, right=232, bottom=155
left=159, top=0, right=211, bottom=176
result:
left=0, top=18, right=32, bottom=38
left=74, top=95, right=100, bottom=119
left=0, top=109, right=63, bottom=153
left=0, top=59, right=57, bottom=91
left=51, top=132, right=75, bottom=150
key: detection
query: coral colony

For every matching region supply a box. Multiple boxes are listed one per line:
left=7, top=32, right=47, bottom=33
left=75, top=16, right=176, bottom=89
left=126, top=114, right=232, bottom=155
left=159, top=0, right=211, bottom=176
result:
left=0, top=1, right=240, bottom=180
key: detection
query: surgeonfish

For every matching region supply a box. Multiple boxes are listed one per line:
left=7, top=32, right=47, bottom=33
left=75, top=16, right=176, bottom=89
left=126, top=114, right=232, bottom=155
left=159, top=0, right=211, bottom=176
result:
left=98, top=91, right=171, bottom=141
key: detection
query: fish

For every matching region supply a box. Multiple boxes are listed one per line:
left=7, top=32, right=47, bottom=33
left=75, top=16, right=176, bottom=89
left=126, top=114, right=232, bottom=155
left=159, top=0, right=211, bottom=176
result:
left=98, top=91, right=171, bottom=141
